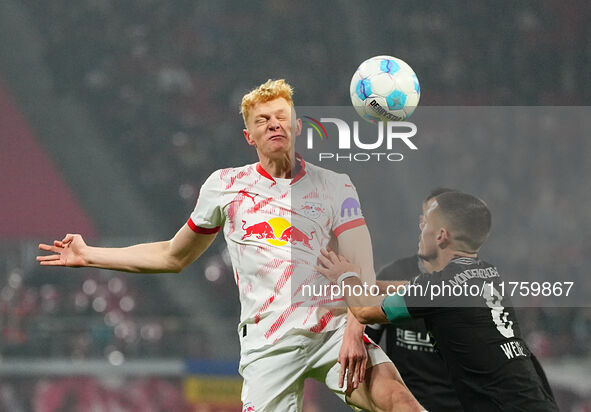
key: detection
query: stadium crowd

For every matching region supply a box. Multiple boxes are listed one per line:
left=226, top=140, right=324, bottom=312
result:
left=0, top=262, right=208, bottom=359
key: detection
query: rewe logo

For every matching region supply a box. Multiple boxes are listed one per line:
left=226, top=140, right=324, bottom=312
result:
left=303, top=116, right=418, bottom=162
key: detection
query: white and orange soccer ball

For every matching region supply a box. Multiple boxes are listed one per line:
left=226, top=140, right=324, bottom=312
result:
left=350, top=55, right=420, bottom=123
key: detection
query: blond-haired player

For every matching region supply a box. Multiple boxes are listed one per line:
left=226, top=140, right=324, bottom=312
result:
left=38, top=79, right=425, bottom=412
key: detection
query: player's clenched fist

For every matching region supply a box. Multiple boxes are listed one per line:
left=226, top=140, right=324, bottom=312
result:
left=37, top=234, right=89, bottom=267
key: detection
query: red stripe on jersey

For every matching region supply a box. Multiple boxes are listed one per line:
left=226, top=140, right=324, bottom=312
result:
left=333, top=218, right=366, bottom=237
left=310, top=295, right=345, bottom=306
left=250, top=196, right=274, bottom=214
left=309, top=312, right=334, bottom=333
left=363, top=334, right=380, bottom=348
left=303, top=305, right=316, bottom=325
left=256, top=244, right=273, bottom=254
left=254, top=264, right=294, bottom=324
left=222, top=168, right=253, bottom=190
left=291, top=155, right=307, bottom=184
left=187, top=218, right=221, bottom=234
left=256, top=163, right=276, bottom=183
left=256, top=258, right=284, bottom=278
left=301, top=295, right=344, bottom=326
left=292, top=271, right=320, bottom=297
left=303, top=188, right=319, bottom=199
left=255, top=295, right=275, bottom=324
left=264, top=301, right=305, bottom=339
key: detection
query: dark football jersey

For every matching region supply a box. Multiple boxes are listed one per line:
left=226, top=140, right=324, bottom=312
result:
left=397, top=256, right=558, bottom=412
left=366, top=256, right=463, bottom=412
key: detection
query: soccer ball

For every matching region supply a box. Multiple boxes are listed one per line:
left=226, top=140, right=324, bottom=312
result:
left=350, top=55, right=420, bottom=123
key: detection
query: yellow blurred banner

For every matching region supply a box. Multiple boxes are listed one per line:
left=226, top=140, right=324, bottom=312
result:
left=184, top=375, right=242, bottom=407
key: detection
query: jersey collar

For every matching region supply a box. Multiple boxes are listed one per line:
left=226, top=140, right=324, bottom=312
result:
left=256, top=153, right=306, bottom=185
left=450, top=255, right=480, bottom=265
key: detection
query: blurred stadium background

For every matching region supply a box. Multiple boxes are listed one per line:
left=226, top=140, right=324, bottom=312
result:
left=0, top=0, right=589, bottom=410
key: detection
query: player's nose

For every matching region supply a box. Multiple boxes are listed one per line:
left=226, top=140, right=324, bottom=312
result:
left=268, top=118, right=281, bottom=130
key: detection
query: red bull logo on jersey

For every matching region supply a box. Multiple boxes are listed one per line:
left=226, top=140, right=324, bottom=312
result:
left=279, top=226, right=316, bottom=249
left=241, top=220, right=275, bottom=240
left=241, top=217, right=315, bottom=249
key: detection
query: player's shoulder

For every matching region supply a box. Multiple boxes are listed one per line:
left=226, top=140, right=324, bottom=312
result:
left=447, top=256, right=496, bottom=270
left=378, top=255, right=420, bottom=281
left=217, top=163, right=257, bottom=178
left=303, top=159, right=354, bottom=185
left=204, top=163, right=258, bottom=185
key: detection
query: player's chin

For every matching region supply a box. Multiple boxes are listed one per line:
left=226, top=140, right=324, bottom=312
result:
left=268, top=139, right=290, bottom=151
left=417, top=252, right=434, bottom=262
left=266, top=144, right=291, bottom=158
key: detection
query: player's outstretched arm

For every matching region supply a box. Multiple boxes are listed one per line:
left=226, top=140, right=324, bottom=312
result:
left=316, top=248, right=388, bottom=324
left=37, top=224, right=217, bottom=273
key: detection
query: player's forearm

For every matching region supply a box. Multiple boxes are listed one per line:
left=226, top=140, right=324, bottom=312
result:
left=341, top=276, right=388, bottom=324
left=85, top=241, right=183, bottom=273
left=376, top=280, right=409, bottom=295
left=344, top=309, right=365, bottom=337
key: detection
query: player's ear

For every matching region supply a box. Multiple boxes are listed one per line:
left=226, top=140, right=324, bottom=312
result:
left=243, top=129, right=256, bottom=146
left=294, top=117, right=302, bottom=136
left=437, top=227, right=450, bottom=248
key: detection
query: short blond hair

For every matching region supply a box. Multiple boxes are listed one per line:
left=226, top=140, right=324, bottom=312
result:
left=240, top=79, right=294, bottom=125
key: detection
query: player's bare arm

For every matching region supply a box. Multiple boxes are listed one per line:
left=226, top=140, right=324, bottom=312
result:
left=333, top=225, right=378, bottom=390
left=317, top=248, right=389, bottom=324
left=37, top=224, right=217, bottom=273
left=376, top=280, right=409, bottom=295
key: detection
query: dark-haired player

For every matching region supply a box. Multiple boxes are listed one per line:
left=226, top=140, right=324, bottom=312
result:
left=366, top=188, right=463, bottom=412
left=317, top=192, right=558, bottom=411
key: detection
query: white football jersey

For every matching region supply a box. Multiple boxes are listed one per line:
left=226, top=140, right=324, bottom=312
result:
left=189, top=156, right=366, bottom=349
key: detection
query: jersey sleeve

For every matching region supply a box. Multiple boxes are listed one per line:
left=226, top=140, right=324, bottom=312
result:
left=331, top=174, right=366, bottom=236
left=187, top=170, right=224, bottom=234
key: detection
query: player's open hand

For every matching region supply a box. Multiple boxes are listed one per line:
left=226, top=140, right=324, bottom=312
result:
left=37, top=234, right=89, bottom=267
left=316, top=248, right=361, bottom=283
left=339, top=324, right=368, bottom=392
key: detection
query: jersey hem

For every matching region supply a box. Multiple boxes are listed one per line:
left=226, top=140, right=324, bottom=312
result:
left=187, top=218, right=221, bottom=234
left=334, top=218, right=366, bottom=236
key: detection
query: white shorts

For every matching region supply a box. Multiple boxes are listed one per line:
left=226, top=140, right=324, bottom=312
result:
left=239, top=324, right=391, bottom=412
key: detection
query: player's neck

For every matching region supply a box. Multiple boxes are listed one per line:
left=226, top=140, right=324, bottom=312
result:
left=258, top=151, right=295, bottom=179
left=430, top=249, right=477, bottom=273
